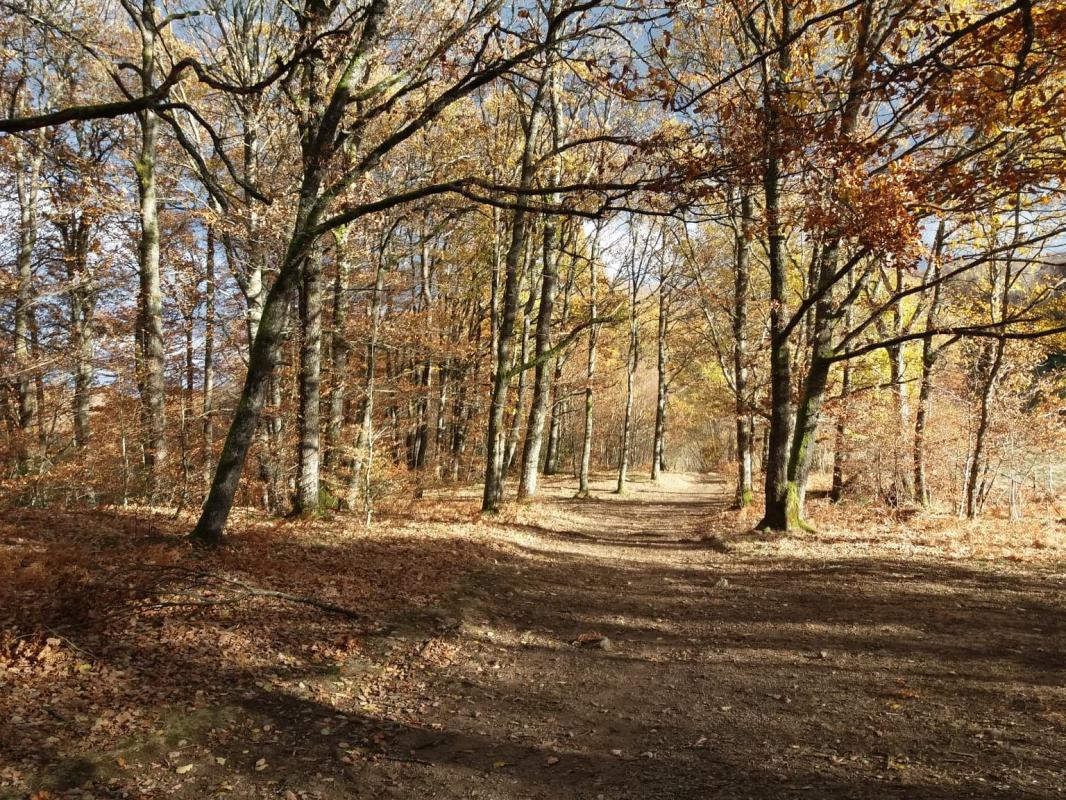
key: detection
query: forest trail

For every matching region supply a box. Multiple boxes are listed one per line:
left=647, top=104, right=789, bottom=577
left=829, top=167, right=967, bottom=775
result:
left=339, top=472, right=1066, bottom=799
left=8, top=473, right=1065, bottom=799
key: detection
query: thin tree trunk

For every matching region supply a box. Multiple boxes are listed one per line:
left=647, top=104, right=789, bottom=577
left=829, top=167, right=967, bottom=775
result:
left=616, top=276, right=638, bottom=493
left=295, top=249, right=323, bottom=513
left=504, top=270, right=534, bottom=473
left=963, top=236, right=1013, bottom=519
left=202, top=222, right=216, bottom=488
left=543, top=255, right=576, bottom=476
left=348, top=246, right=385, bottom=508
left=325, top=226, right=351, bottom=470
left=733, top=190, right=753, bottom=506
left=964, top=339, right=1004, bottom=518
left=913, top=222, right=946, bottom=505
left=14, top=133, right=42, bottom=469
left=829, top=357, right=851, bottom=502
left=651, top=272, right=668, bottom=481
left=577, top=246, right=599, bottom=498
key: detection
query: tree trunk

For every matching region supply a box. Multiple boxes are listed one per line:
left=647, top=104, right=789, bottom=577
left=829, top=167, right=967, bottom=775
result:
left=325, top=226, right=351, bottom=470
left=483, top=74, right=547, bottom=512
left=756, top=7, right=793, bottom=530
left=295, top=248, right=323, bottom=513
left=517, top=78, right=561, bottom=499
left=829, top=356, right=851, bottom=502
left=517, top=247, right=556, bottom=498
left=733, top=190, right=753, bottom=506
left=963, top=339, right=1004, bottom=518
left=348, top=246, right=385, bottom=508
left=616, top=277, right=638, bottom=494
left=913, top=346, right=935, bottom=504
left=192, top=228, right=307, bottom=542
left=504, top=274, right=534, bottom=473
left=134, top=3, right=167, bottom=498
left=757, top=140, right=792, bottom=530
left=651, top=273, right=668, bottom=481
left=14, top=133, right=42, bottom=469
left=202, top=222, right=216, bottom=487
left=577, top=247, right=599, bottom=498
left=913, top=222, right=946, bottom=505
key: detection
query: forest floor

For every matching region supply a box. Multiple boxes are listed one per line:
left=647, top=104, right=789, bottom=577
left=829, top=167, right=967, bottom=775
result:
left=2, top=472, right=1066, bottom=799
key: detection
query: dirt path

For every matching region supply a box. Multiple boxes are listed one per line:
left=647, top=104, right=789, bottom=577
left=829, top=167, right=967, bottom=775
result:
left=11, top=473, right=1065, bottom=799
left=347, top=473, right=1066, bottom=799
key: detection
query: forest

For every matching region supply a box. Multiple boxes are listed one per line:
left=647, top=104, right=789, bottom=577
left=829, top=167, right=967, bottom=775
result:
left=1, top=0, right=1065, bottom=797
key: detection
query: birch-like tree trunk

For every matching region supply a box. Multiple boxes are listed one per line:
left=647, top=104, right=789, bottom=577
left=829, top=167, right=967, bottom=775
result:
left=295, top=248, right=323, bottom=513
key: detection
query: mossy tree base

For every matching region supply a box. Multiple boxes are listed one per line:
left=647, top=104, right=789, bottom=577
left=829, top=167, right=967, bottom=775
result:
left=755, top=482, right=818, bottom=534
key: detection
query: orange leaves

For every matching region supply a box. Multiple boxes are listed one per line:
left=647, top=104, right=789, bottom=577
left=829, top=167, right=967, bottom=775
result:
left=802, top=154, right=921, bottom=260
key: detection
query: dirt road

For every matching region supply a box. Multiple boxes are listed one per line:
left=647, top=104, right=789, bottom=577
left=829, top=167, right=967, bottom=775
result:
left=346, top=473, right=1066, bottom=799
left=10, top=473, right=1065, bottom=799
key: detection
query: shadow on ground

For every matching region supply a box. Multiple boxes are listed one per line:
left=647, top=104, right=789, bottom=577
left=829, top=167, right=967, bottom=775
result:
left=4, top=473, right=1065, bottom=799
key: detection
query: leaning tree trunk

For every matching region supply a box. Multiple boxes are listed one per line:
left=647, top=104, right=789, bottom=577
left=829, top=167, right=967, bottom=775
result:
left=191, top=0, right=392, bottom=542
left=782, top=232, right=846, bottom=530
left=295, top=249, right=323, bottom=513
left=192, top=224, right=309, bottom=542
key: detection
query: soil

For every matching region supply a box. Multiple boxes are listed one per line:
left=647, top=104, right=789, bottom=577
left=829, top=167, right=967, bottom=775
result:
left=4, top=472, right=1066, bottom=799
